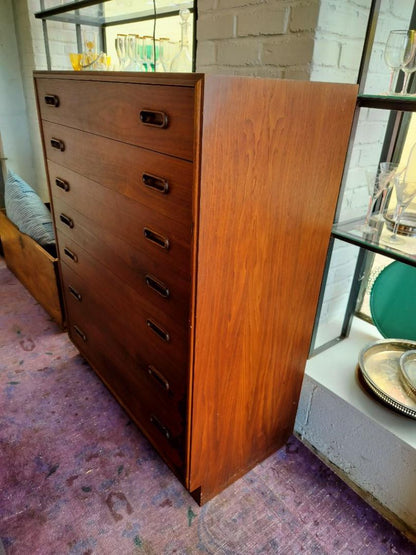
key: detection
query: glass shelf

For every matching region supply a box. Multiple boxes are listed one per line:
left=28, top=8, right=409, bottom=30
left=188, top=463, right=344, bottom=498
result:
left=358, top=94, right=416, bottom=111
left=332, top=217, right=416, bottom=267
left=35, top=0, right=194, bottom=27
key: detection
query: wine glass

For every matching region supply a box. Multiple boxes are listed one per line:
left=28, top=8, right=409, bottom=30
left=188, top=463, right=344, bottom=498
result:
left=376, top=162, right=400, bottom=219
left=115, top=34, right=127, bottom=70
left=386, top=175, right=416, bottom=244
left=156, top=38, right=169, bottom=72
left=400, top=30, right=416, bottom=95
left=361, top=171, right=384, bottom=233
left=384, top=30, right=410, bottom=95
left=143, top=36, right=155, bottom=71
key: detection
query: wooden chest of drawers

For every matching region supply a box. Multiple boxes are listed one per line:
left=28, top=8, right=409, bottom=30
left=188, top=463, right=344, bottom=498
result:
left=34, top=71, right=357, bottom=504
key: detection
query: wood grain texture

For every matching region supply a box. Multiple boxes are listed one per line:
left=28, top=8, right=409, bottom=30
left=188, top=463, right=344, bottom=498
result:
left=66, top=296, right=186, bottom=476
left=0, top=209, right=64, bottom=327
left=36, top=78, right=196, bottom=160
left=188, top=76, right=357, bottom=502
left=44, top=126, right=194, bottom=224
left=34, top=72, right=357, bottom=505
left=59, top=251, right=190, bottom=397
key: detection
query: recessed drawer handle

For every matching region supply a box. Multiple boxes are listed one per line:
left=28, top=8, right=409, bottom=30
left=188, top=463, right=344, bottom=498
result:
left=59, top=213, right=74, bottom=228
left=44, top=94, right=60, bottom=107
left=55, top=177, right=70, bottom=191
left=145, top=274, right=170, bottom=298
left=139, top=110, right=168, bottom=128
left=142, top=173, right=169, bottom=194
left=51, top=137, right=65, bottom=151
left=146, top=319, right=170, bottom=342
left=147, top=365, right=170, bottom=391
left=150, top=414, right=171, bottom=440
left=73, top=324, right=87, bottom=342
left=63, top=247, right=78, bottom=262
left=143, top=227, right=169, bottom=250
left=68, top=285, right=82, bottom=302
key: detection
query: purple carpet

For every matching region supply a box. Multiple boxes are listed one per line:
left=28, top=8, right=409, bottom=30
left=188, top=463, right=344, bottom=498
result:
left=0, top=256, right=414, bottom=554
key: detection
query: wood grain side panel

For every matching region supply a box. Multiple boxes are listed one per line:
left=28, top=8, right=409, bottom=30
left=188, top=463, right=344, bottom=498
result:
left=36, top=78, right=195, bottom=160
left=189, top=77, right=357, bottom=501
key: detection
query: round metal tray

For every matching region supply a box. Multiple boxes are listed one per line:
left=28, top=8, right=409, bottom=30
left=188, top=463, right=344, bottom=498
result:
left=384, top=210, right=416, bottom=237
left=358, top=339, right=416, bottom=419
left=399, top=350, right=416, bottom=398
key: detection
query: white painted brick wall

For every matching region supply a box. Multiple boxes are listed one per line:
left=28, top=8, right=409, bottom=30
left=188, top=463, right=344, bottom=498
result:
left=310, top=0, right=412, bottom=338
left=196, top=0, right=319, bottom=78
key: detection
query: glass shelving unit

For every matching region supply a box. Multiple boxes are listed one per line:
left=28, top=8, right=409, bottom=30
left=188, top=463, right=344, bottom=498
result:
left=310, top=0, right=416, bottom=356
left=34, top=0, right=196, bottom=70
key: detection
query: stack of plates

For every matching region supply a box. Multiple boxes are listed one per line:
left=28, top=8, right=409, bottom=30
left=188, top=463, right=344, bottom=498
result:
left=358, top=339, right=416, bottom=419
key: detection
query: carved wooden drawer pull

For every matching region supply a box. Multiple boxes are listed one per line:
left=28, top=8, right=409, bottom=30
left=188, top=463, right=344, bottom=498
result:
left=143, top=227, right=169, bottom=250
left=145, top=274, right=170, bottom=298
left=147, top=365, right=170, bottom=391
left=139, top=110, right=168, bottom=128
left=50, top=138, right=65, bottom=151
left=59, top=213, right=74, bottom=228
left=146, top=319, right=170, bottom=342
left=73, top=324, right=87, bottom=342
left=68, top=285, right=82, bottom=302
left=55, top=177, right=70, bottom=191
left=63, top=247, right=78, bottom=262
left=44, top=94, right=59, bottom=107
left=142, top=173, right=169, bottom=194
left=150, top=415, right=171, bottom=440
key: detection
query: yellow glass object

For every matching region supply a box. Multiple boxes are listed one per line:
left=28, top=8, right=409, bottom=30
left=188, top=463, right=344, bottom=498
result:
left=69, top=53, right=82, bottom=71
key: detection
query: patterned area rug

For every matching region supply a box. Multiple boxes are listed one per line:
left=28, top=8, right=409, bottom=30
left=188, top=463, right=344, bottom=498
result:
left=0, top=257, right=414, bottom=554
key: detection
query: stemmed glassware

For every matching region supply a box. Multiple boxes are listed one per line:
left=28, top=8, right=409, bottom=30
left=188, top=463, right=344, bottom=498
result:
left=386, top=175, right=416, bottom=244
left=376, top=162, right=400, bottom=219
left=399, top=30, right=416, bottom=95
left=156, top=38, right=169, bottom=72
left=384, top=29, right=416, bottom=95
left=384, top=30, right=410, bottom=94
left=362, top=171, right=384, bottom=233
left=115, top=34, right=127, bottom=70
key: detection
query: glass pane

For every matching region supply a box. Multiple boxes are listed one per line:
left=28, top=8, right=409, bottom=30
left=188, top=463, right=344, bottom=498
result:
left=363, top=0, right=415, bottom=95
left=311, top=0, right=371, bottom=84
left=311, top=240, right=361, bottom=351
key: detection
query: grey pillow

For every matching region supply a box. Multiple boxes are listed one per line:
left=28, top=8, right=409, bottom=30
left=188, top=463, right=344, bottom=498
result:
left=4, top=170, right=55, bottom=247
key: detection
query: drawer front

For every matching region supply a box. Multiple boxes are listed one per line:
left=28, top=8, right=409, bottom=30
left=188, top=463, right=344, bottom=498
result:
left=53, top=194, right=191, bottom=282
left=58, top=223, right=190, bottom=325
left=44, top=124, right=193, bottom=224
left=63, top=259, right=189, bottom=398
left=48, top=160, right=192, bottom=259
left=60, top=252, right=190, bottom=383
left=36, top=78, right=195, bottom=160
left=65, top=298, right=186, bottom=475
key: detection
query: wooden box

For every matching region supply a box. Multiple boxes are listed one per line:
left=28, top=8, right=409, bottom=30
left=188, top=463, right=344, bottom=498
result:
left=0, top=208, right=64, bottom=328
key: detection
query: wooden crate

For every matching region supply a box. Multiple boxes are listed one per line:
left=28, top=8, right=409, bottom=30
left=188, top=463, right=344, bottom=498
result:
left=0, top=209, right=64, bottom=328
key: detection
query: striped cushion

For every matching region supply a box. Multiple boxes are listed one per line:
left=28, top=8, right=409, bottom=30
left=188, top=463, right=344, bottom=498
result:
left=4, top=171, right=55, bottom=247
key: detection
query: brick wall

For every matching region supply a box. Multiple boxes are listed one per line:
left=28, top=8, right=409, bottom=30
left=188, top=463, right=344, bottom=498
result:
left=196, top=0, right=320, bottom=79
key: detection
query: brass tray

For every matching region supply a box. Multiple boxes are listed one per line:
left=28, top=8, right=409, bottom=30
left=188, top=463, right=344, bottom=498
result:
left=384, top=211, right=416, bottom=237
left=399, top=350, right=416, bottom=397
left=358, top=339, right=416, bottom=419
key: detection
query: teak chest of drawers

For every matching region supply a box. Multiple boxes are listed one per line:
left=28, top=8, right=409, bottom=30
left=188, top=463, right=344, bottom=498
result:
left=34, top=71, right=357, bottom=504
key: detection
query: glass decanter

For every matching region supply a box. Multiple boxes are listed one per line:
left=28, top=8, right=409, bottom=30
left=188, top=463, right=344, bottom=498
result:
left=170, top=9, right=192, bottom=72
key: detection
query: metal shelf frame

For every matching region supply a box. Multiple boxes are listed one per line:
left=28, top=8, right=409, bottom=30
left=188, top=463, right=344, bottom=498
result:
left=35, top=0, right=196, bottom=71
left=309, top=0, right=416, bottom=357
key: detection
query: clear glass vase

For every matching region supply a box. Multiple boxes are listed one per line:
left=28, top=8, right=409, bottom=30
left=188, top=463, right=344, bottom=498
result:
left=170, top=9, right=192, bottom=72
